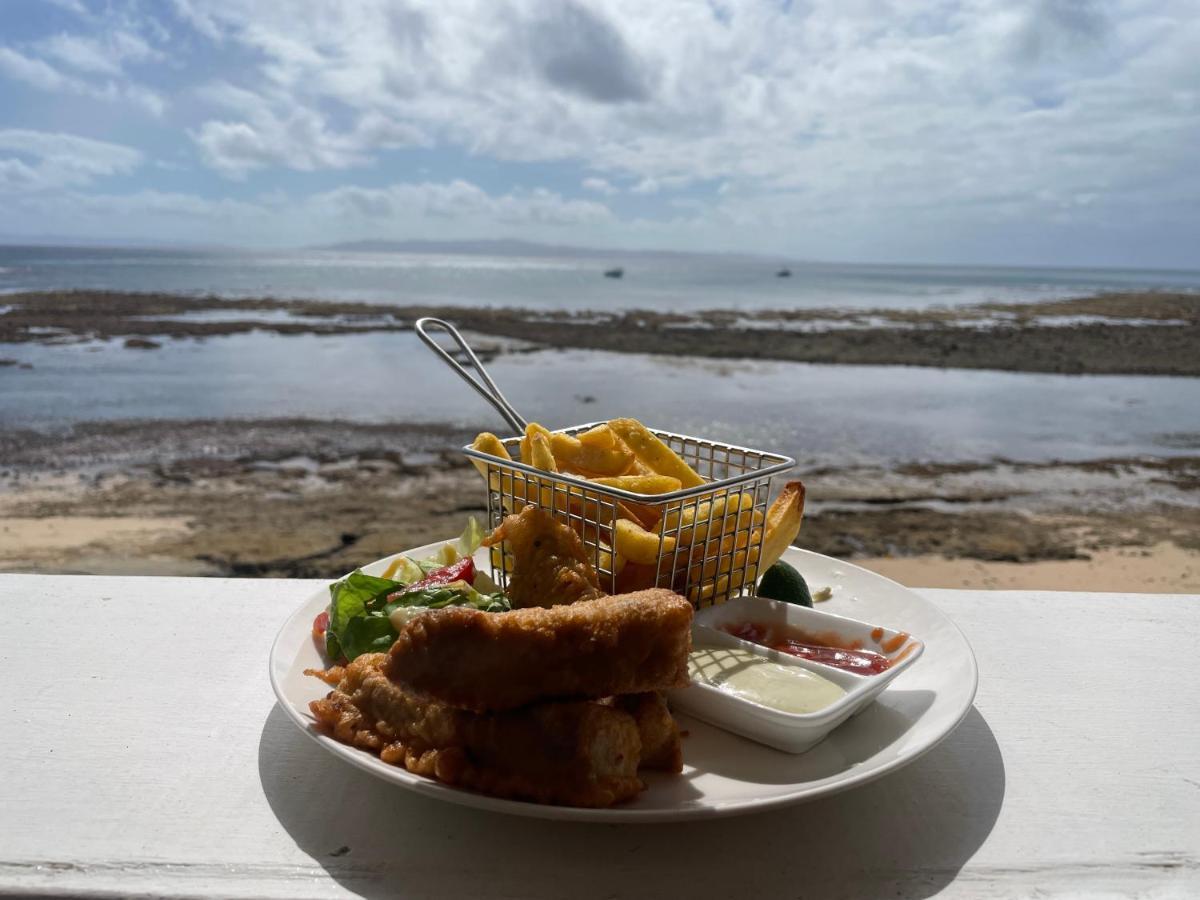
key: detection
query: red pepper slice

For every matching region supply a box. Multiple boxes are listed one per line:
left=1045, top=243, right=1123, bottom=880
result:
left=392, top=556, right=475, bottom=597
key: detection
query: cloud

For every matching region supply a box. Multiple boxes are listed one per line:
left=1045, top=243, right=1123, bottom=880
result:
left=0, top=47, right=77, bottom=92
left=191, top=81, right=374, bottom=176
left=0, top=129, right=143, bottom=191
left=8, top=176, right=613, bottom=246
left=582, top=177, right=617, bottom=195
left=526, top=2, right=653, bottom=103
left=4, top=0, right=1200, bottom=264
left=169, top=0, right=224, bottom=41
left=311, top=179, right=612, bottom=227
left=39, top=33, right=123, bottom=75
left=38, top=30, right=165, bottom=76
left=44, top=0, right=91, bottom=16
left=0, top=43, right=166, bottom=115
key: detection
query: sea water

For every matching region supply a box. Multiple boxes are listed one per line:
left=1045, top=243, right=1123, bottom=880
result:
left=2, top=245, right=1199, bottom=313
left=3, top=332, right=1196, bottom=467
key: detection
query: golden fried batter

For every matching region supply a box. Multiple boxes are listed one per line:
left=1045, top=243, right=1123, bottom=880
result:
left=607, top=692, right=683, bottom=773
left=483, top=506, right=604, bottom=608
left=307, top=654, right=645, bottom=808
left=385, top=588, right=693, bottom=712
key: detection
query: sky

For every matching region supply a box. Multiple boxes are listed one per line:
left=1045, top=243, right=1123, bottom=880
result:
left=0, top=0, right=1197, bottom=267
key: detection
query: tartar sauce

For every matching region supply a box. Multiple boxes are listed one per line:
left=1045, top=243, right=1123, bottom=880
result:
left=688, top=639, right=846, bottom=714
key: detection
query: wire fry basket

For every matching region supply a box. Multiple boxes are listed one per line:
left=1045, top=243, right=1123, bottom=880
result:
left=416, top=318, right=795, bottom=607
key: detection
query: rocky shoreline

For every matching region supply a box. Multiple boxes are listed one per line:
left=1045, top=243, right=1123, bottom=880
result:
left=3, top=289, right=1199, bottom=376
left=2, top=418, right=1196, bottom=590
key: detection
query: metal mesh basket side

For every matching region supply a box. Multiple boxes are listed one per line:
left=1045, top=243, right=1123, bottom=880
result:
left=653, top=475, right=773, bottom=608
left=475, top=424, right=791, bottom=607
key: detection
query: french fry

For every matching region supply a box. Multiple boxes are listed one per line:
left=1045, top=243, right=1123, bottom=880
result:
left=528, top=432, right=558, bottom=473
left=663, top=492, right=760, bottom=544
left=596, top=543, right=628, bottom=576
left=490, top=544, right=512, bottom=574
left=548, top=431, right=633, bottom=477
left=470, top=432, right=510, bottom=464
left=616, top=499, right=662, bottom=532
left=682, top=528, right=760, bottom=583
left=686, top=545, right=764, bottom=606
left=590, top=474, right=682, bottom=495
left=621, top=457, right=655, bottom=476
left=759, top=481, right=806, bottom=571
left=613, top=517, right=675, bottom=565
left=519, top=422, right=554, bottom=465
left=690, top=571, right=751, bottom=606
left=577, top=424, right=617, bottom=449
left=469, top=432, right=512, bottom=491
left=614, top=562, right=658, bottom=594
left=607, top=418, right=705, bottom=488
left=609, top=432, right=653, bottom=475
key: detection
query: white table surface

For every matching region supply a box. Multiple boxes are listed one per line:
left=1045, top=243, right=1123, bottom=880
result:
left=0, top=575, right=1196, bottom=899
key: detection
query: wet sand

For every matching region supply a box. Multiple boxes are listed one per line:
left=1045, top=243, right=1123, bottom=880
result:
left=2, top=418, right=1196, bottom=591
left=4, top=289, right=1200, bottom=376
left=858, top=544, right=1199, bottom=593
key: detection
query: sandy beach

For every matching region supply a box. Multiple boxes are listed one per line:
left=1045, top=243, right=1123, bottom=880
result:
left=2, top=416, right=1196, bottom=591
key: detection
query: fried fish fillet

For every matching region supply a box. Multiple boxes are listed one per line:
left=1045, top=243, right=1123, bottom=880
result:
left=308, top=654, right=645, bottom=808
left=385, top=588, right=693, bottom=712
left=482, top=506, right=604, bottom=608
left=606, top=692, right=684, bottom=773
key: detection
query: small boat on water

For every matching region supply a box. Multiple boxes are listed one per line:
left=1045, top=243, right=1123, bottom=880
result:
left=604, top=267, right=624, bottom=279
left=776, top=267, right=792, bottom=278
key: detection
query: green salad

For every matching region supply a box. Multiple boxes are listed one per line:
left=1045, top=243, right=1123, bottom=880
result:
left=313, top=518, right=510, bottom=662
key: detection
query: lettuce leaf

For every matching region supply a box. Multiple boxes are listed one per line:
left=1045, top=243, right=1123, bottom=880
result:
left=456, top=516, right=487, bottom=558
left=326, top=570, right=402, bottom=660
left=338, top=611, right=401, bottom=659
left=384, top=582, right=509, bottom=614
left=324, top=561, right=510, bottom=662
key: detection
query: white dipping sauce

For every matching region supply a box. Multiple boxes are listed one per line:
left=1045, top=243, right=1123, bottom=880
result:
left=688, top=639, right=846, bottom=714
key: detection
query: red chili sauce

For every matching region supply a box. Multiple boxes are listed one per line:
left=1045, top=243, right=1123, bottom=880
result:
left=723, top=621, right=892, bottom=675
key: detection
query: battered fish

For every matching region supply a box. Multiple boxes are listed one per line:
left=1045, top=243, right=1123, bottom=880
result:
left=606, top=692, right=684, bottom=773
left=483, top=506, right=604, bottom=608
left=308, top=654, right=645, bottom=808
left=385, top=588, right=694, bottom=712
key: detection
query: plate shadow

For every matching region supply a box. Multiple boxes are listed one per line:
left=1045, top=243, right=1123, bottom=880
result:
left=259, top=702, right=1005, bottom=899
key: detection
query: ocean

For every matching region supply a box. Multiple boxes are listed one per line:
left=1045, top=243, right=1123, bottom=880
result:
left=3, top=244, right=1199, bottom=313
left=2, top=245, right=1198, bottom=469
left=5, top=331, right=1197, bottom=468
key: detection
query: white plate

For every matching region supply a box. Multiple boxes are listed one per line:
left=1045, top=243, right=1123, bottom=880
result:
left=269, top=544, right=978, bottom=823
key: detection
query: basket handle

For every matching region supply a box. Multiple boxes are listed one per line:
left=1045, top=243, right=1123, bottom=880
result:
left=414, top=317, right=529, bottom=434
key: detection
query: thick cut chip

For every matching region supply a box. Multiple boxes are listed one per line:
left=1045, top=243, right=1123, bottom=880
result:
left=469, top=432, right=511, bottom=490
left=614, top=517, right=675, bottom=565
left=519, top=422, right=555, bottom=466
left=661, top=491, right=757, bottom=538
left=614, top=562, right=659, bottom=594
left=591, top=474, right=682, bottom=495
left=549, top=432, right=633, bottom=477
left=577, top=424, right=617, bottom=449
left=759, top=481, right=806, bottom=572
left=606, top=419, right=705, bottom=487
left=529, top=432, right=558, bottom=473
